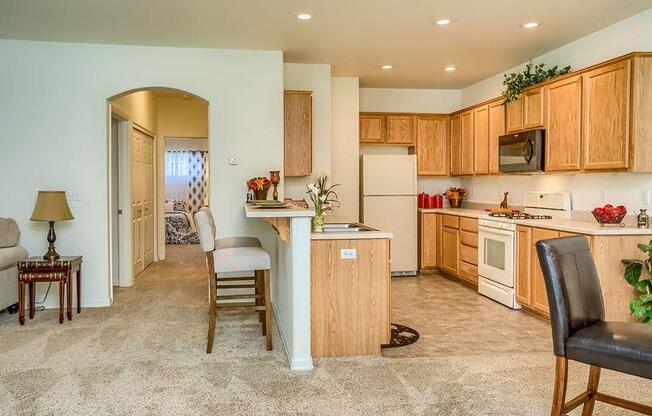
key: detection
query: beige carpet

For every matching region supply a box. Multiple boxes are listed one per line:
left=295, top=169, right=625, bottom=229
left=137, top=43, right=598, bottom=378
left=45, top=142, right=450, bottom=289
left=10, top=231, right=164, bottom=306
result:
left=0, top=244, right=650, bottom=415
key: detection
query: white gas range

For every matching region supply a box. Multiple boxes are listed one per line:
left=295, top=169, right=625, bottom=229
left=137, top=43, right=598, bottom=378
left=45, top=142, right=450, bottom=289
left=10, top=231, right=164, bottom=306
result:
left=477, top=191, right=571, bottom=309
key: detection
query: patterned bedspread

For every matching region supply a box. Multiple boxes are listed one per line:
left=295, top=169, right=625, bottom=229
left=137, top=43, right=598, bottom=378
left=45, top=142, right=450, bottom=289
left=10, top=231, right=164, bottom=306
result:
left=165, top=211, right=199, bottom=244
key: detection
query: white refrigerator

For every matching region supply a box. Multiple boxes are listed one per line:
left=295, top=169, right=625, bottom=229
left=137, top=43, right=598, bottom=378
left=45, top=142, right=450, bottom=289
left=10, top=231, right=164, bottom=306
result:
left=360, top=154, right=418, bottom=275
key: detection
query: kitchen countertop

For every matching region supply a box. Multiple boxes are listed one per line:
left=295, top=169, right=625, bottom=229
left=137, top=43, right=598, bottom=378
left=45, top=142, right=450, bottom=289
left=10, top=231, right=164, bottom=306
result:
left=311, top=224, right=393, bottom=240
left=244, top=204, right=315, bottom=218
left=419, top=208, right=652, bottom=236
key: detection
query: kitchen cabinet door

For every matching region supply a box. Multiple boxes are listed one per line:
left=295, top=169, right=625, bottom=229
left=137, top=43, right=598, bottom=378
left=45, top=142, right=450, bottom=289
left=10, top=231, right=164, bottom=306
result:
left=523, top=87, right=544, bottom=129
left=631, top=55, right=652, bottom=172
left=449, top=114, right=462, bottom=175
left=442, top=226, right=460, bottom=275
left=530, top=228, right=559, bottom=317
left=582, top=59, right=631, bottom=170
left=436, top=213, right=443, bottom=269
left=416, top=116, right=448, bottom=176
left=505, top=95, right=524, bottom=133
left=360, top=114, right=385, bottom=144
left=284, top=91, right=313, bottom=176
left=545, top=75, right=582, bottom=171
left=386, top=115, right=416, bottom=145
left=419, top=213, right=438, bottom=269
left=515, top=226, right=532, bottom=307
left=473, top=105, right=489, bottom=174
left=460, top=110, right=474, bottom=175
left=488, top=100, right=505, bottom=174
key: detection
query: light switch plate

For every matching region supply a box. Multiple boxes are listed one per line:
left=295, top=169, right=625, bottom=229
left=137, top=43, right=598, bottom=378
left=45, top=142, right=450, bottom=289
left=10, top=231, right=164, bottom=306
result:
left=340, top=249, right=357, bottom=259
left=229, top=156, right=238, bottom=166
left=67, top=191, right=81, bottom=201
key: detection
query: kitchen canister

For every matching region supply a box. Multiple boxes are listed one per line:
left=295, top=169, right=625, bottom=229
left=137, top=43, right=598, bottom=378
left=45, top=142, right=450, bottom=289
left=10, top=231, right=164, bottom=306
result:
left=434, top=194, right=443, bottom=208
left=418, top=193, right=427, bottom=209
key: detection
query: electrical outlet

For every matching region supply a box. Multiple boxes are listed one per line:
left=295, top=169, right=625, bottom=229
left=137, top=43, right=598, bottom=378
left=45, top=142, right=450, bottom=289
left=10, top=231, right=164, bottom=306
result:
left=340, top=249, right=357, bottom=259
left=229, top=156, right=238, bottom=166
left=642, top=190, right=651, bottom=205
left=67, top=191, right=81, bottom=201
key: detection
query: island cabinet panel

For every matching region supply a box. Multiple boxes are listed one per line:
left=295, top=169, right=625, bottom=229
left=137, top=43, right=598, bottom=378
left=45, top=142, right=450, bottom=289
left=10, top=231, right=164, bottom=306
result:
left=360, top=114, right=386, bottom=144
left=311, top=238, right=391, bottom=358
left=545, top=75, right=582, bottom=171
left=523, top=86, right=545, bottom=129
left=505, top=95, right=524, bottom=133
left=416, top=115, right=448, bottom=176
left=419, top=212, right=438, bottom=269
left=284, top=91, right=313, bottom=177
left=473, top=105, right=489, bottom=174
left=530, top=227, right=559, bottom=317
left=441, top=226, right=460, bottom=275
left=515, top=226, right=532, bottom=307
left=449, top=114, right=462, bottom=175
left=488, top=100, right=505, bottom=174
left=460, top=110, right=474, bottom=175
left=386, top=115, right=416, bottom=145
left=582, top=59, right=631, bottom=170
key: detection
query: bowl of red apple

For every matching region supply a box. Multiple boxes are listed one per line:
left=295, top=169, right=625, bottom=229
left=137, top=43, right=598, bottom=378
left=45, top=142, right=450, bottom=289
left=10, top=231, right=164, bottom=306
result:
left=591, top=204, right=627, bottom=227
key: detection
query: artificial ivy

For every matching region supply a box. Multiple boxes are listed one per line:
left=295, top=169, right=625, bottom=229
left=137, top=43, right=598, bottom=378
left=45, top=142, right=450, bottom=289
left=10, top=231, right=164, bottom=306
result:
left=622, top=241, right=652, bottom=324
left=502, top=62, right=571, bottom=104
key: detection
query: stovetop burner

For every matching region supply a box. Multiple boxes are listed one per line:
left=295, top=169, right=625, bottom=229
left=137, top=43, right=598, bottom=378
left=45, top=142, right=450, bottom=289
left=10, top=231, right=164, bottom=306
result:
left=488, top=212, right=553, bottom=220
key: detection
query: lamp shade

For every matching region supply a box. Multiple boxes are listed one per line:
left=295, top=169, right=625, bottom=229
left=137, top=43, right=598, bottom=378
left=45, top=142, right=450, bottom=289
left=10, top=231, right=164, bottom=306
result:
left=30, top=191, right=74, bottom=221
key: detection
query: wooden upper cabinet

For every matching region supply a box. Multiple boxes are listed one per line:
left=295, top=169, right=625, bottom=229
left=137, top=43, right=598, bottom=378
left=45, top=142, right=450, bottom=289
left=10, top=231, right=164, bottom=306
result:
left=582, top=59, right=631, bottom=170
left=473, top=105, right=489, bottom=175
left=545, top=75, right=582, bottom=171
left=523, top=87, right=545, bottom=129
left=416, top=116, right=448, bottom=176
left=505, top=95, right=524, bottom=133
left=631, top=55, right=652, bottom=172
left=515, top=226, right=532, bottom=307
left=284, top=91, right=312, bottom=177
left=360, top=114, right=385, bottom=144
left=450, top=114, right=462, bottom=175
left=386, top=115, right=416, bottom=145
left=488, top=100, right=505, bottom=174
left=460, top=110, right=474, bottom=175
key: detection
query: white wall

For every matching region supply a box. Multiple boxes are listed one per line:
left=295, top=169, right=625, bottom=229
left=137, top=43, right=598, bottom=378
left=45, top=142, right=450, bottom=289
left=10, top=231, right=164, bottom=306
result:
left=0, top=40, right=283, bottom=308
left=283, top=63, right=332, bottom=200
left=330, top=77, right=360, bottom=222
left=360, top=88, right=461, bottom=114
left=459, top=9, right=652, bottom=211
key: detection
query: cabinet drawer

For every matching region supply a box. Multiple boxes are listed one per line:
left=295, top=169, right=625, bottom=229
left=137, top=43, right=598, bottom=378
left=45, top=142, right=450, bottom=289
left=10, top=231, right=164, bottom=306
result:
left=442, top=215, right=460, bottom=229
left=460, top=244, right=478, bottom=265
left=460, top=230, right=478, bottom=248
left=459, top=217, right=478, bottom=232
left=459, top=261, right=478, bottom=284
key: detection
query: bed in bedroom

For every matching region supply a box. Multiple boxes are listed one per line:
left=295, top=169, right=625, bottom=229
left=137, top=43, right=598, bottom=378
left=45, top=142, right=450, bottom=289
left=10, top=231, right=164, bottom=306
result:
left=165, top=200, right=200, bottom=244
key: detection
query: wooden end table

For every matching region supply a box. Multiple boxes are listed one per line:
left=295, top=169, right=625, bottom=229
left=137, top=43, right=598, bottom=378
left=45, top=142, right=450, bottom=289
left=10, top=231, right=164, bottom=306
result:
left=17, top=256, right=82, bottom=325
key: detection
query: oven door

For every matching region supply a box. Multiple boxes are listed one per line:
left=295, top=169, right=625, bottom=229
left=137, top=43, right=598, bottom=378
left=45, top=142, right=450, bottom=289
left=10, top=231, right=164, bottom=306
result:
left=477, top=226, right=514, bottom=287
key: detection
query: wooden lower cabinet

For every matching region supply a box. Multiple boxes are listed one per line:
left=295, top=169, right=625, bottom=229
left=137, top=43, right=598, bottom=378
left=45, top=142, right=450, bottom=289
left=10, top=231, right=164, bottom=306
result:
left=530, top=228, right=559, bottom=316
left=311, top=238, right=391, bottom=358
left=515, top=226, right=532, bottom=306
left=419, top=212, right=438, bottom=269
left=441, top=226, right=460, bottom=275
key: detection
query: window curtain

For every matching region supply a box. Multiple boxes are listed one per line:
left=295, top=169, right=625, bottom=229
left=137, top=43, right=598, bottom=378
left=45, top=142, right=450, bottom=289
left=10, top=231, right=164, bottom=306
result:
left=187, top=150, right=209, bottom=214
left=165, top=150, right=209, bottom=213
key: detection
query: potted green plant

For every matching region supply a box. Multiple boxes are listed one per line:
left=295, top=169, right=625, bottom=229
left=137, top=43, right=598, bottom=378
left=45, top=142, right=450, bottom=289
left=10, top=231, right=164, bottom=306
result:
left=622, top=240, right=652, bottom=323
left=306, top=174, right=340, bottom=232
left=502, top=62, right=571, bottom=104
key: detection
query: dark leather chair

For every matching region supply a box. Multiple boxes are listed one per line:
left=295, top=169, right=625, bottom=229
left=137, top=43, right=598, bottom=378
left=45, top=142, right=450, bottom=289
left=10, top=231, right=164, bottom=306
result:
left=536, top=236, right=652, bottom=416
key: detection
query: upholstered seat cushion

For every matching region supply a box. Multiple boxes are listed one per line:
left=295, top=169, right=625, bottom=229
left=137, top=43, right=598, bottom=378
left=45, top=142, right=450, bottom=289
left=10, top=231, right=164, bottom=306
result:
left=0, top=218, right=20, bottom=249
left=212, top=246, right=270, bottom=273
left=215, top=237, right=261, bottom=250
left=566, top=321, right=652, bottom=379
left=0, top=246, right=28, bottom=270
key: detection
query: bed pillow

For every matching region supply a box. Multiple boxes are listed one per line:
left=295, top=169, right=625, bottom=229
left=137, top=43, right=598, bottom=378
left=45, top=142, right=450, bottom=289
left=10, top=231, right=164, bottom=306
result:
left=164, top=201, right=174, bottom=212
left=173, top=200, right=189, bottom=213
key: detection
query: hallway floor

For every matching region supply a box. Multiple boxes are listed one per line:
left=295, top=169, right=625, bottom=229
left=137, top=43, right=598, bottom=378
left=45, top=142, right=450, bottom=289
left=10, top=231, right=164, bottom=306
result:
left=0, top=244, right=650, bottom=415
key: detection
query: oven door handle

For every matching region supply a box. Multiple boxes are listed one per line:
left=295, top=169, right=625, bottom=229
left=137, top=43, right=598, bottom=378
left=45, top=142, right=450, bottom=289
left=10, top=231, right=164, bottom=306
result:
left=478, top=226, right=515, bottom=237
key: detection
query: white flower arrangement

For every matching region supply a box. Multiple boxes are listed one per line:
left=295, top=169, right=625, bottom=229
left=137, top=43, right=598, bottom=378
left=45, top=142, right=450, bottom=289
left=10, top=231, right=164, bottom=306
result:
left=306, top=174, right=340, bottom=217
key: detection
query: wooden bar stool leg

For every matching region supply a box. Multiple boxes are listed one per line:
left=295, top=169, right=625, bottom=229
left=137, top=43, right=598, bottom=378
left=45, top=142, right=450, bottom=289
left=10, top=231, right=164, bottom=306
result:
left=77, top=266, right=82, bottom=313
left=263, top=269, right=272, bottom=351
left=551, top=357, right=568, bottom=416
left=29, top=282, right=35, bottom=319
left=581, top=366, right=601, bottom=416
left=18, top=281, right=25, bottom=325
left=67, top=270, right=73, bottom=321
left=206, top=253, right=218, bottom=354
left=58, top=280, right=64, bottom=324
left=255, top=270, right=263, bottom=324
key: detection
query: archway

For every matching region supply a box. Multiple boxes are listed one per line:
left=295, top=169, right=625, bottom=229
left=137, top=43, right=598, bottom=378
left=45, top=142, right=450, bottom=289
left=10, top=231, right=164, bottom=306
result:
left=106, top=87, right=209, bottom=297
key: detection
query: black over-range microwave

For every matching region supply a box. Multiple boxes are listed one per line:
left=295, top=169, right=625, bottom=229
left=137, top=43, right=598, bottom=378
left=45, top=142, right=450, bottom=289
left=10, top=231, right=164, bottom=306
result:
left=498, top=129, right=545, bottom=173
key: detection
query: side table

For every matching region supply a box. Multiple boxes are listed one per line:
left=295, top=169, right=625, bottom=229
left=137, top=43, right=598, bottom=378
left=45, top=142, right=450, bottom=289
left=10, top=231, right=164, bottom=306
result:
left=17, top=256, right=82, bottom=325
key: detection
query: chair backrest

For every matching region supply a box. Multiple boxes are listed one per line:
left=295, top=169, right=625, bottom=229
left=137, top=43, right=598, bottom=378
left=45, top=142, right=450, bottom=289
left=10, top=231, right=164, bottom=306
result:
left=194, top=209, right=215, bottom=252
left=536, top=236, right=605, bottom=357
left=199, top=207, right=216, bottom=234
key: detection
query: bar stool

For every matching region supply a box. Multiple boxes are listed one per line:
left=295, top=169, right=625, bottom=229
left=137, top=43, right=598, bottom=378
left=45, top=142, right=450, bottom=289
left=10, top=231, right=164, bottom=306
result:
left=194, top=209, right=272, bottom=353
left=536, top=236, right=652, bottom=416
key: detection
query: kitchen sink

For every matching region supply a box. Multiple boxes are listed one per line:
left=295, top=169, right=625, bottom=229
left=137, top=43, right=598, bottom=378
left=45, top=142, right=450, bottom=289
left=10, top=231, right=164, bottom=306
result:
left=322, top=223, right=377, bottom=232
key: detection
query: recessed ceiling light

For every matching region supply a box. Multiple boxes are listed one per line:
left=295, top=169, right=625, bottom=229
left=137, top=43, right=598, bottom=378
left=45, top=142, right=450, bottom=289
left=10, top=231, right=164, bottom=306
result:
left=381, top=65, right=393, bottom=70
left=296, top=13, right=312, bottom=20
left=522, top=21, right=539, bottom=29
left=434, top=19, right=451, bottom=25
left=444, top=66, right=456, bottom=72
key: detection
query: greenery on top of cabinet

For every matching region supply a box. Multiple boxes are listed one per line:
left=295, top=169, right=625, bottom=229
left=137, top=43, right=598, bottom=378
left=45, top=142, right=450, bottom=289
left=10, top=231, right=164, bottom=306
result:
left=502, top=62, right=571, bottom=104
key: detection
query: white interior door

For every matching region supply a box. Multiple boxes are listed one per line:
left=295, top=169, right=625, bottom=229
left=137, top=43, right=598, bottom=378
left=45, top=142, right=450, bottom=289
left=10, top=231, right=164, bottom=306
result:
left=143, top=136, right=154, bottom=267
left=131, top=128, right=155, bottom=276
left=362, top=195, right=417, bottom=273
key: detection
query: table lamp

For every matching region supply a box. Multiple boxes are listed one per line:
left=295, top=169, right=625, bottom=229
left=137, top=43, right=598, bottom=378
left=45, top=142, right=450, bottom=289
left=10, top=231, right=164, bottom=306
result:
left=30, top=191, right=74, bottom=261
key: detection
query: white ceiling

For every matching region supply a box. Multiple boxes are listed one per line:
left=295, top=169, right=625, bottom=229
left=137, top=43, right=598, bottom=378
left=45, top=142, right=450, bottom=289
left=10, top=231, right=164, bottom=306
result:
left=0, top=0, right=650, bottom=88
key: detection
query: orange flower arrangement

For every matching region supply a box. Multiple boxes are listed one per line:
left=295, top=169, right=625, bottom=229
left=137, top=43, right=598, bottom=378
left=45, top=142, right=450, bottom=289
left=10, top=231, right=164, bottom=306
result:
left=247, top=176, right=271, bottom=191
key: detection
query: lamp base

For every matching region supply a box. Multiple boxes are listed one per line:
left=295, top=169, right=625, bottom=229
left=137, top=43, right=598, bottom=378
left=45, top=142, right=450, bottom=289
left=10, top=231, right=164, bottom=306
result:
left=43, top=221, right=60, bottom=261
